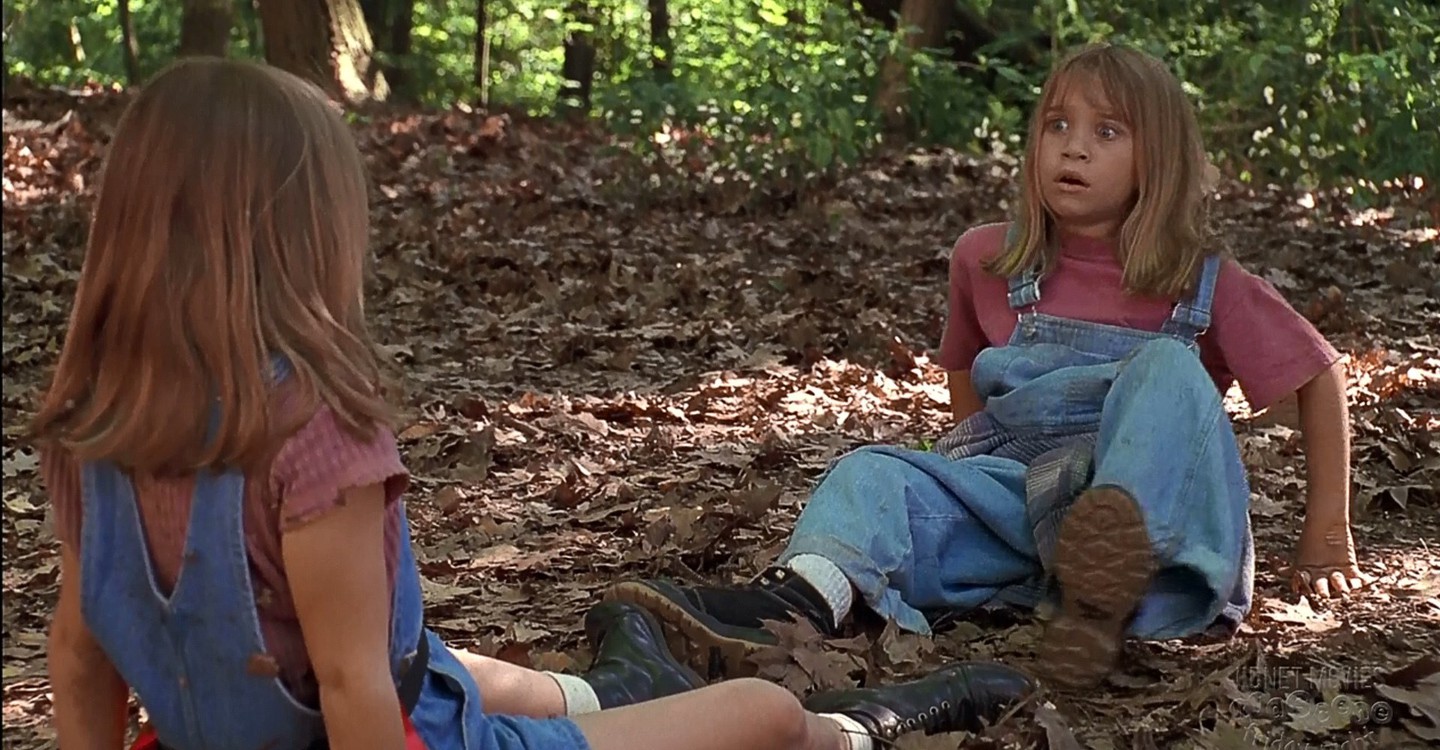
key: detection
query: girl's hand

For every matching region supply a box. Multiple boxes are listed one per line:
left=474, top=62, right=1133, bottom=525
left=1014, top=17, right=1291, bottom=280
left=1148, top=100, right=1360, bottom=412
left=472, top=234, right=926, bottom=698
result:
left=1290, top=520, right=1370, bottom=598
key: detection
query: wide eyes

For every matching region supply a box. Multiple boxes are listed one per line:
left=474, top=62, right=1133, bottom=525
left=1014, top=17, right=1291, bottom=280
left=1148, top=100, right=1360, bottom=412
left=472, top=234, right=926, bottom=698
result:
left=1047, top=117, right=1122, bottom=140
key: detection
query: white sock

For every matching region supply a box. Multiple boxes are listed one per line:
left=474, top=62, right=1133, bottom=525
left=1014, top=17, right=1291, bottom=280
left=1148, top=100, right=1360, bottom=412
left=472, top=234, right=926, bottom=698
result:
left=786, top=554, right=855, bottom=628
left=819, top=713, right=875, bottom=750
left=545, top=672, right=601, bottom=715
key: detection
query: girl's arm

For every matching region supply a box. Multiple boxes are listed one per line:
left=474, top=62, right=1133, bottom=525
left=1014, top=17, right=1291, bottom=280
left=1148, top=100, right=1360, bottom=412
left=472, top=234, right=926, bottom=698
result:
left=284, top=482, right=407, bottom=750
left=1293, top=359, right=1363, bottom=597
left=49, top=544, right=129, bottom=749
left=1298, top=360, right=1350, bottom=516
left=947, top=370, right=985, bottom=422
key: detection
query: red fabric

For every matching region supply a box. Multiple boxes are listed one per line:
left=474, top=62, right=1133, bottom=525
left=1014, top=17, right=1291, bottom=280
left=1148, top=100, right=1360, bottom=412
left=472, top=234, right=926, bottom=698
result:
left=937, top=222, right=1342, bottom=410
left=43, top=384, right=411, bottom=707
left=404, top=714, right=428, bottom=750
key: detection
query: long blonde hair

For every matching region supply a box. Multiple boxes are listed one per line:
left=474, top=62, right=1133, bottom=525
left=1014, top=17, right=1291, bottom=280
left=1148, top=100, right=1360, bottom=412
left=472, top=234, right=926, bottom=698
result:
left=985, top=43, right=1212, bottom=298
left=31, top=58, right=395, bottom=475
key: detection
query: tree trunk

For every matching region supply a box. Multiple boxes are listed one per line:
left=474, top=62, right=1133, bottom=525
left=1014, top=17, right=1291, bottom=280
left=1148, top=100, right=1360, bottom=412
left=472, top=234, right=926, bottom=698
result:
left=256, top=0, right=388, bottom=103
left=874, top=0, right=951, bottom=134
left=117, top=0, right=141, bottom=83
left=648, top=0, right=671, bottom=81
left=474, top=0, right=491, bottom=105
left=855, top=0, right=1044, bottom=70
left=178, top=0, right=234, bottom=57
left=559, top=1, right=596, bottom=113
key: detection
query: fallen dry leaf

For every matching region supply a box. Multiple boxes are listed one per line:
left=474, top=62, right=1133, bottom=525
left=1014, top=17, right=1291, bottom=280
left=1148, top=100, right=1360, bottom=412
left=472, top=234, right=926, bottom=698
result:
left=1035, top=703, right=1084, bottom=750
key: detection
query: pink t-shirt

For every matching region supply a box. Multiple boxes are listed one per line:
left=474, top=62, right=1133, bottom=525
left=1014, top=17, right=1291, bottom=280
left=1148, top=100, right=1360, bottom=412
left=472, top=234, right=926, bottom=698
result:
left=43, top=386, right=410, bottom=708
left=937, top=222, right=1341, bottom=410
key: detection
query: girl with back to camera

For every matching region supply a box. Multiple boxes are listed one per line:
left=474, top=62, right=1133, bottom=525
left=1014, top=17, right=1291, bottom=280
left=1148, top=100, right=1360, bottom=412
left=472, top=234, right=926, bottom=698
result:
left=610, top=42, right=1363, bottom=689
left=34, top=59, right=1032, bottom=750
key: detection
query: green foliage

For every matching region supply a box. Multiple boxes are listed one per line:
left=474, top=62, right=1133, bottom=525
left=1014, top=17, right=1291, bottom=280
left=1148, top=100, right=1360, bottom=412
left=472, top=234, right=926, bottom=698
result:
left=398, top=0, right=572, bottom=107
left=3, top=0, right=260, bottom=85
left=1035, top=0, right=1440, bottom=194
left=592, top=1, right=893, bottom=183
left=4, top=0, right=1436, bottom=197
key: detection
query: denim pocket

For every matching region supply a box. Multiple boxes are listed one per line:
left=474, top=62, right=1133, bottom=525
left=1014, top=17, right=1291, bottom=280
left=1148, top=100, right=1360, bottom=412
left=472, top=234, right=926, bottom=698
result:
left=407, top=631, right=481, bottom=749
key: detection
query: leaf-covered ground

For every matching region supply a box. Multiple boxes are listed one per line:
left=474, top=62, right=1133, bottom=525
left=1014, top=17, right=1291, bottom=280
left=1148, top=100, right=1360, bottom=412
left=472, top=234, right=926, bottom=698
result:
left=3, top=83, right=1437, bottom=749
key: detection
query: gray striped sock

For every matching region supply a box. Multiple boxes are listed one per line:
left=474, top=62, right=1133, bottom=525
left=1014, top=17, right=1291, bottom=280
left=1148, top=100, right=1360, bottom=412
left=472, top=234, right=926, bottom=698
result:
left=785, top=554, right=855, bottom=628
left=819, top=712, right=875, bottom=750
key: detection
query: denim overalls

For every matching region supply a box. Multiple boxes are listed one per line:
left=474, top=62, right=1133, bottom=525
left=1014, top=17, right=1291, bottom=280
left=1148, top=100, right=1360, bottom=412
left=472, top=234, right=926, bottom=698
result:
left=777, top=253, right=1255, bottom=640
left=79, top=362, right=591, bottom=750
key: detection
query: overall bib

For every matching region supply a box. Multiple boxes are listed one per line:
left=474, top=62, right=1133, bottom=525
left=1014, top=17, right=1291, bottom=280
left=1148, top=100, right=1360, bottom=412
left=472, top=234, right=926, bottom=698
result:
left=80, top=363, right=591, bottom=750
left=776, top=254, right=1255, bottom=640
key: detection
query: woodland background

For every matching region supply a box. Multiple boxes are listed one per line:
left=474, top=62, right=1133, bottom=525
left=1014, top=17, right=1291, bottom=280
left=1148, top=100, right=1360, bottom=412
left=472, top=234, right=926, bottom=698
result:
left=5, top=0, right=1439, bottom=195
left=3, top=1, right=1438, bottom=749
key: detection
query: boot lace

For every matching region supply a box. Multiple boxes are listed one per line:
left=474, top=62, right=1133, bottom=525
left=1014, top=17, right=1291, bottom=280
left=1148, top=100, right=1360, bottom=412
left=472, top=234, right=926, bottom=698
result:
left=834, top=698, right=961, bottom=748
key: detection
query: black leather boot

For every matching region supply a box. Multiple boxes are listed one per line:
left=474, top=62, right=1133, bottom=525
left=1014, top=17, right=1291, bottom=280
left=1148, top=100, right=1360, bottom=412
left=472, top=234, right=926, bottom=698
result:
left=803, top=662, right=1035, bottom=743
left=579, top=601, right=707, bottom=709
left=605, top=567, right=839, bottom=679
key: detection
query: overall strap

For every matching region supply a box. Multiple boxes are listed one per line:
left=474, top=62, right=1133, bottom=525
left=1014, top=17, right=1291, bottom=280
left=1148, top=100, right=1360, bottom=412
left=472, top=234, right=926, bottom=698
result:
left=268, top=354, right=292, bottom=382
left=1162, top=254, right=1222, bottom=340
left=199, top=354, right=295, bottom=443
left=1007, top=269, right=1042, bottom=310
left=1001, top=223, right=1043, bottom=310
left=386, top=503, right=430, bottom=705
left=81, top=457, right=328, bottom=749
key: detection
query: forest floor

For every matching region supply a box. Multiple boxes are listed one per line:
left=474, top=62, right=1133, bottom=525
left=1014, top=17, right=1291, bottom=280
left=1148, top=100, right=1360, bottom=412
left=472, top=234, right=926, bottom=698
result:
left=3, top=82, right=1437, bottom=749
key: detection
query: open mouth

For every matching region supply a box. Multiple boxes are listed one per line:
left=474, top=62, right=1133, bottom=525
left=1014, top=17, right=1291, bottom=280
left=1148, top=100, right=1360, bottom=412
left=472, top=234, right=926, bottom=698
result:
left=1056, top=172, right=1090, bottom=188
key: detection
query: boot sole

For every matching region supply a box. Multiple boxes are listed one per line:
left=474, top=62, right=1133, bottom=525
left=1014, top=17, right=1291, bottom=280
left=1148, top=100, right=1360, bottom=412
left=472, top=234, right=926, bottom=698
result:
left=1037, top=486, right=1156, bottom=689
left=603, top=581, right=773, bottom=680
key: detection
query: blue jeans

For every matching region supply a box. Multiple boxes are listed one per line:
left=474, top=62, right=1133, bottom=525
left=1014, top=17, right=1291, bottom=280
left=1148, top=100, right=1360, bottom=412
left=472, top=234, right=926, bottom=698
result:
left=777, top=338, right=1254, bottom=640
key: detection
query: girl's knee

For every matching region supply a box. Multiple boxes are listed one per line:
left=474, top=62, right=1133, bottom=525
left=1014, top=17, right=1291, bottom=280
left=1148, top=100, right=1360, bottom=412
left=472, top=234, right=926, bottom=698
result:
left=1125, top=338, right=1210, bottom=387
left=723, top=679, right=810, bottom=747
left=828, top=447, right=903, bottom=481
left=1129, top=337, right=1194, bottom=368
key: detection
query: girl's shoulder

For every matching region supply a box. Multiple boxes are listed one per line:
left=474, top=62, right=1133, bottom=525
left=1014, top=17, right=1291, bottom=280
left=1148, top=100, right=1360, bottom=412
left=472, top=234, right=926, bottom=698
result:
left=1207, top=254, right=1331, bottom=343
left=1209, top=255, right=1286, bottom=311
left=270, top=398, right=409, bottom=532
left=949, top=221, right=1012, bottom=270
